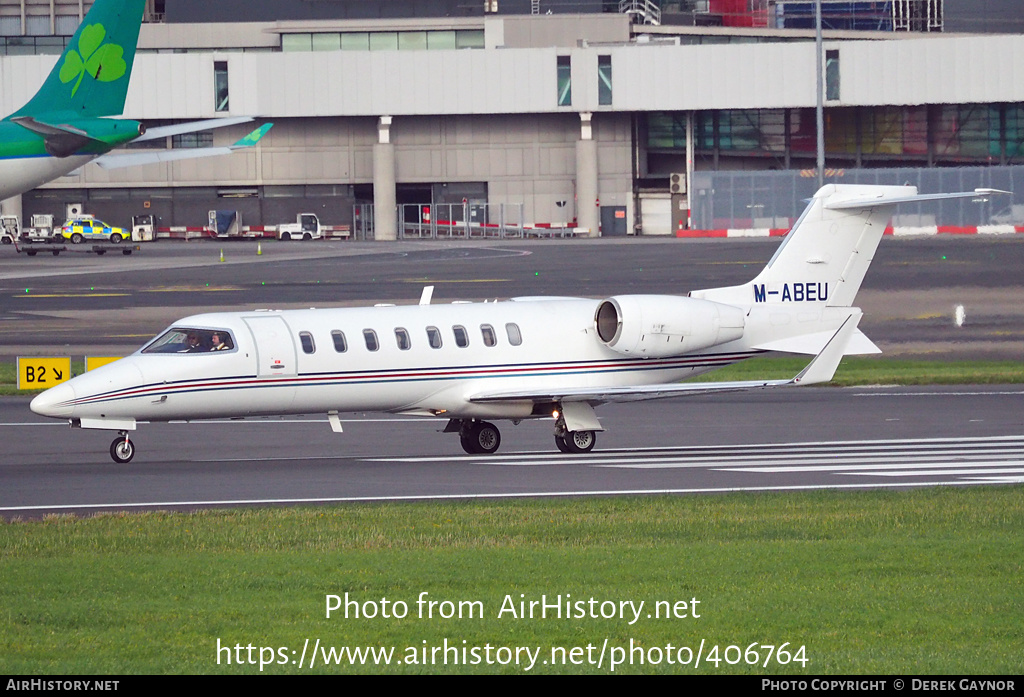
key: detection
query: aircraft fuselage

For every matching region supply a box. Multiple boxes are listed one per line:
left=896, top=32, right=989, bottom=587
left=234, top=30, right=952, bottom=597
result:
left=31, top=298, right=750, bottom=427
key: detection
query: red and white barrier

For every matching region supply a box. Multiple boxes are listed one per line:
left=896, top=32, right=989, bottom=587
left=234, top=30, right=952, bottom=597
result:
left=678, top=224, right=1024, bottom=238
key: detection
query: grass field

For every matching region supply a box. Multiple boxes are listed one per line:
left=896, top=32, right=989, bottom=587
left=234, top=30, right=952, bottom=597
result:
left=2, top=489, right=1022, bottom=674
left=4, top=357, right=1022, bottom=674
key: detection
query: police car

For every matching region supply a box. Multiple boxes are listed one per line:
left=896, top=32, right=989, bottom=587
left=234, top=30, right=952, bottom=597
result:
left=59, top=217, right=129, bottom=244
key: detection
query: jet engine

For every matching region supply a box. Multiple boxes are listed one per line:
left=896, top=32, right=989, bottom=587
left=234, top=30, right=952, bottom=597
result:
left=594, top=295, right=745, bottom=357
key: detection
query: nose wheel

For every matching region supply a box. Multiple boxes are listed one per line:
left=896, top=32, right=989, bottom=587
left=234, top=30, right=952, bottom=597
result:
left=109, top=434, right=135, bottom=464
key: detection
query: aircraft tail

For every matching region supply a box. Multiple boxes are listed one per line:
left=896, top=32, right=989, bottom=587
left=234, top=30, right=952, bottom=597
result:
left=691, top=184, right=913, bottom=309
left=8, top=0, right=146, bottom=120
left=691, top=184, right=1003, bottom=310
left=689, top=184, right=1005, bottom=357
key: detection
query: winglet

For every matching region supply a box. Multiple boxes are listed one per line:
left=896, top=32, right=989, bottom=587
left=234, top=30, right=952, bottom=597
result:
left=232, top=122, right=273, bottom=148
left=792, top=311, right=862, bottom=386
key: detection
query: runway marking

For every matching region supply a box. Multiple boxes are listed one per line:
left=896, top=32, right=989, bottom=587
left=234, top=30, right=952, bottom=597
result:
left=15, top=293, right=129, bottom=298
left=370, top=435, right=1024, bottom=464
left=398, top=278, right=510, bottom=284
left=144, top=286, right=242, bottom=292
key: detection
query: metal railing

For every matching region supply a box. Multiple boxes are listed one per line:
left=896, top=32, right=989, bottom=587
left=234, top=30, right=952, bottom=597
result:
left=397, top=202, right=526, bottom=239
left=619, top=0, right=662, bottom=26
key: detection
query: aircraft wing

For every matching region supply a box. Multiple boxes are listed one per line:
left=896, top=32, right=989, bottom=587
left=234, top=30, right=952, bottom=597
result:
left=93, top=121, right=271, bottom=169
left=130, top=116, right=254, bottom=142
left=469, top=311, right=861, bottom=406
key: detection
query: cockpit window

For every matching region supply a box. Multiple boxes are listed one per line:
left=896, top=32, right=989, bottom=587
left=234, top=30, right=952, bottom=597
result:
left=142, top=327, right=235, bottom=354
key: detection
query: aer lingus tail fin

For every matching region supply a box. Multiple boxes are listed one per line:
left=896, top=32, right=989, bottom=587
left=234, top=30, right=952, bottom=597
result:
left=8, top=0, right=146, bottom=120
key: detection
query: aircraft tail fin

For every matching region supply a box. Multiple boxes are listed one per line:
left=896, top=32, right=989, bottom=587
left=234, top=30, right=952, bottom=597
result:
left=8, top=0, right=146, bottom=120
left=691, top=185, right=1005, bottom=309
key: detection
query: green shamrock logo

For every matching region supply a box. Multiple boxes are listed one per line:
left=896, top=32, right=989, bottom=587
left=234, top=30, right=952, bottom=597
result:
left=58, top=23, right=127, bottom=96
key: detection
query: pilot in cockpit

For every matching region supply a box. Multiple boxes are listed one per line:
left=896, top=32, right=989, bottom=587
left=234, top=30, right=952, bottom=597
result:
left=209, top=332, right=230, bottom=351
left=181, top=333, right=204, bottom=352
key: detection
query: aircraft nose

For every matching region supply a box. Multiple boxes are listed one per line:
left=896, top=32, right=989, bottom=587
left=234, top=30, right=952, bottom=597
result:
left=30, top=381, right=76, bottom=419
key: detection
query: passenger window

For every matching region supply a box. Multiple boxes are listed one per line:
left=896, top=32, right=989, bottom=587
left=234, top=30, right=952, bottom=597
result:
left=426, top=326, right=442, bottom=349
left=453, top=325, right=469, bottom=348
left=506, top=323, right=523, bottom=346
left=363, top=329, right=379, bottom=352
left=395, top=327, right=411, bottom=350
left=299, top=331, right=315, bottom=354
left=480, top=324, right=496, bottom=347
left=331, top=330, right=347, bottom=353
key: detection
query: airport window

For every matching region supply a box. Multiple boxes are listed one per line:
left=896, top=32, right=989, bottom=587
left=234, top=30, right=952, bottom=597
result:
left=557, top=56, right=572, bottom=107
left=480, top=324, right=496, bottom=347
left=312, top=33, right=341, bottom=52
left=299, top=331, right=315, bottom=354
left=369, top=32, right=398, bottom=51
left=395, top=328, right=412, bottom=351
left=214, top=61, right=229, bottom=112
left=340, top=32, right=369, bottom=51
left=505, top=323, right=523, bottom=346
left=281, top=33, right=312, bottom=52
left=825, top=50, right=840, bottom=101
left=331, top=330, right=347, bottom=353
left=453, top=325, right=469, bottom=348
left=598, top=55, right=612, bottom=106
left=363, top=329, right=379, bottom=352
left=172, top=131, right=214, bottom=149
left=426, top=326, right=443, bottom=349
left=399, top=31, right=428, bottom=51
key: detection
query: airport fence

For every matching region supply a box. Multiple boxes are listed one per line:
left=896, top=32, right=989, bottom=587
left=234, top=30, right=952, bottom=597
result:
left=689, top=165, right=1024, bottom=231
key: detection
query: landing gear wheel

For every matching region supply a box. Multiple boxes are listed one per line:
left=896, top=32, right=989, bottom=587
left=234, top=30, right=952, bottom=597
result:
left=109, top=436, right=135, bottom=464
left=564, top=430, right=596, bottom=453
left=460, top=421, right=501, bottom=454
left=555, top=434, right=570, bottom=453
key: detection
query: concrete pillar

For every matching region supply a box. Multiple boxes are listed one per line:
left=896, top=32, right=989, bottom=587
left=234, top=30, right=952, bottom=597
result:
left=373, top=116, right=397, bottom=241
left=575, top=112, right=599, bottom=237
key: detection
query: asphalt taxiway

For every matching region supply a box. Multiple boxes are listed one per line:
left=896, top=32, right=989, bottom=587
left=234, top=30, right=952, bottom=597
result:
left=2, top=236, right=1021, bottom=516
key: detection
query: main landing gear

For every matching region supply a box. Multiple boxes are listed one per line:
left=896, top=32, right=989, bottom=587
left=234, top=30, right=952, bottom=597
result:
left=109, top=432, right=135, bottom=464
left=459, top=420, right=501, bottom=455
left=555, top=429, right=597, bottom=453
left=447, top=417, right=597, bottom=455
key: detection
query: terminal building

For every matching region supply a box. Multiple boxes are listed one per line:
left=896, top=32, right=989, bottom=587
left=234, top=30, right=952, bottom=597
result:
left=1, top=0, right=1023, bottom=237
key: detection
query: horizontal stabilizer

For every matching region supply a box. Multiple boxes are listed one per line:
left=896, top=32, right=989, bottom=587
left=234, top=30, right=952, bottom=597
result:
left=753, top=328, right=880, bottom=356
left=825, top=188, right=1011, bottom=210
left=94, top=122, right=272, bottom=169
left=94, top=147, right=235, bottom=168
left=132, top=116, right=254, bottom=142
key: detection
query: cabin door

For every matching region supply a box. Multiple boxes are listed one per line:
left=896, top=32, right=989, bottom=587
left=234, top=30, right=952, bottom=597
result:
left=243, top=315, right=298, bottom=378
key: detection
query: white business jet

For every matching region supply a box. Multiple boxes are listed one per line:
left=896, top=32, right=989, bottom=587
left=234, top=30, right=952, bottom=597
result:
left=30, top=184, right=1002, bottom=463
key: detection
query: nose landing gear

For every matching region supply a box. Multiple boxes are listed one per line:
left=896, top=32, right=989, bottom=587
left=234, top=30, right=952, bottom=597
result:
left=109, top=432, right=135, bottom=463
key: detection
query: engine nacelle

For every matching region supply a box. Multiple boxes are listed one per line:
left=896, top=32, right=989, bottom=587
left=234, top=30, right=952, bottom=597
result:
left=594, top=295, right=745, bottom=357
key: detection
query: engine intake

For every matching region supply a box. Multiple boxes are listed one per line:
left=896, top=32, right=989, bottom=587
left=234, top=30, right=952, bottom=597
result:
left=595, top=295, right=745, bottom=357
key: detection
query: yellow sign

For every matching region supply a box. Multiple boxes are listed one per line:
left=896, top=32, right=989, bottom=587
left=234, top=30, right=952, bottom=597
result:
left=17, top=357, right=72, bottom=390
left=86, top=356, right=122, bottom=371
